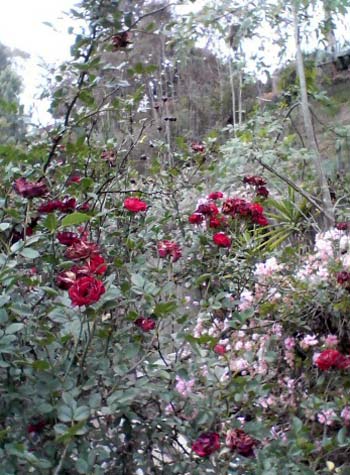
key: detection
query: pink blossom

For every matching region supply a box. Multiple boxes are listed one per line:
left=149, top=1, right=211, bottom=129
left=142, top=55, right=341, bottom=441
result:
left=317, top=409, right=337, bottom=426
left=254, top=257, right=282, bottom=279
left=323, top=334, right=339, bottom=347
left=284, top=337, right=296, bottom=350
left=341, top=406, right=350, bottom=425
left=175, top=376, right=195, bottom=397
left=238, top=289, right=254, bottom=311
left=300, top=334, right=319, bottom=350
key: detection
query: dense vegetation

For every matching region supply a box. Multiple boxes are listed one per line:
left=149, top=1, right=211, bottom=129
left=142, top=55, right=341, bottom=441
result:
left=1, top=0, right=350, bottom=473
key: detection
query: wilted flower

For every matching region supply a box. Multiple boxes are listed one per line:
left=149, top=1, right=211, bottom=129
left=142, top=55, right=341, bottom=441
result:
left=226, top=428, right=257, bottom=456
left=191, top=142, right=205, bottom=153
left=157, top=240, right=182, bottom=262
left=243, top=175, right=266, bottom=187
left=14, top=178, right=47, bottom=198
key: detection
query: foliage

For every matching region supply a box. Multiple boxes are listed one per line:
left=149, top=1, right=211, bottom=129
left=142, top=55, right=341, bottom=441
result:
left=1, top=0, right=350, bottom=474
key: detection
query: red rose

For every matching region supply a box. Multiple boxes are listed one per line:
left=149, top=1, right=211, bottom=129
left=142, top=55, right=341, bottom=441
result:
left=226, top=428, right=257, bottom=456
left=213, top=232, right=231, bottom=248
left=214, top=344, right=227, bottom=355
left=65, top=241, right=99, bottom=260
left=14, top=178, right=48, bottom=198
left=134, top=317, right=156, bottom=332
left=68, top=276, right=105, bottom=306
left=315, top=349, right=350, bottom=371
left=57, top=232, right=80, bottom=246
left=208, top=191, right=223, bottom=200
left=86, top=254, right=107, bottom=275
left=188, top=213, right=204, bottom=224
left=157, top=241, right=182, bottom=262
left=124, top=197, right=147, bottom=213
left=192, top=432, right=220, bottom=457
left=252, top=214, right=269, bottom=226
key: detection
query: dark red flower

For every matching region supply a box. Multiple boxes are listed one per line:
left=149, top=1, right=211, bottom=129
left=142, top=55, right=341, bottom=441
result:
left=157, top=241, right=182, bottom=262
left=337, top=271, right=350, bottom=285
left=59, top=197, right=77, bottom=213
left=209, top=215, right=227, bottom=229
left=27, top=420, right=47, bottom=434
left=197, top=202, right=219, bottom=216
left=38, top=200, right=63, bottom=213
left=134, top=317, right=156, bottom=332
left=243, top=175, right=266, bottom=187
left=65, top=241, right=99, bottom=260
left=336, top=222, right=349, bottom=231
left=57, top=232, right=80, bottom=246
left=226, top=429, right=257, bottom=456
left=256, top=186, right=269, bottom=198
left=124, top=197, right=147, bottom=213
left=85, top=254, right=107, bottom=275
left=111, top=31, right=132, bottom=50
left=222, top=198, right=250, bottom=217
left=56, top=270, right=77, bottom=290
left=252, top=214, right=269, bottom=226
left=188, top=213, right=204, bottom=224
left=315, top=349, right=350, bottom=371
left=68, top=276, right=105, bottom=306
left=214, top=344, right=227, bottom=355
left=78, top=202, right=90, bottom=212
left=67, top=175, right=81, bottom=184
left=208, top=191, right=224, bottom=200
left=14, top=178, right=48, bottom=198
left=192, top=432, right=220, bottom=457
left=191, top=142, right=205, bottom=153
left=213, top=232, right=231, bottom=248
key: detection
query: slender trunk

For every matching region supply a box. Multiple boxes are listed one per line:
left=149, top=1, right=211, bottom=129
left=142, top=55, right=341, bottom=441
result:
left=238, top=69, right=243, bottom=125
left=292, top=1, right=334, bottom=227
left=229, top=57, right=236, bottom=135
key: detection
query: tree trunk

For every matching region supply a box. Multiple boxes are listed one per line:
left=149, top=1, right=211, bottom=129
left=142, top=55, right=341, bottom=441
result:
left=292, top=0, right=334, bottom=227
left=229, top=57, right=236, bottom=135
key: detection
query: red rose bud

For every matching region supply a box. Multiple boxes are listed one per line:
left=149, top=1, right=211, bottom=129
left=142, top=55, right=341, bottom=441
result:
left=134, top=317, right=156, bottom=332
left=124, top=197, right=147, bottom=213
left=192, top=432, right=220, bottom=457
left=213, top=232, right=231, bottom=248
left=57, top=232, right=80, bottom=246
left=226, top=428, right=257, bottom=456
left=188, top=213, right=204, bottom=224
left=214, top=344, right=227, bottom=355
left=208, top=191, right=224, bottom=200
left=68, top=276, right=105, bottom=306
left=157, top=240, right=182, bottom=262
left=14, top=178, right=48, bottom=198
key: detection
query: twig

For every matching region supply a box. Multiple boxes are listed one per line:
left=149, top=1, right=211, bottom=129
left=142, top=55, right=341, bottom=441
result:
left=52, top=443, right=70, bottom=475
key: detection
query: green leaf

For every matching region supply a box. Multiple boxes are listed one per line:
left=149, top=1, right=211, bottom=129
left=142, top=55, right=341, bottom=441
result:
left=6, top=323, right=24, bottom=334
left=43, top=213, right=58, bottom=232
left=61, top=212, right=90, bottom=227
left=74, top=406, right=90, bottom=421
left=19, top=248, right=40, bottom=259
left=153, top=301, right=177, bottom=317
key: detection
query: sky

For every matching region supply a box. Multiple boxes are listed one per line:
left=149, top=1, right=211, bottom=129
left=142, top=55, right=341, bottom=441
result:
left=0, top=0, right=77, bottom=124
